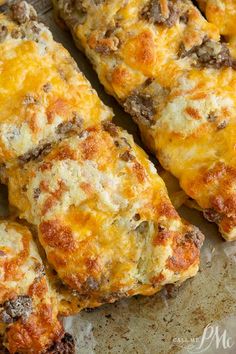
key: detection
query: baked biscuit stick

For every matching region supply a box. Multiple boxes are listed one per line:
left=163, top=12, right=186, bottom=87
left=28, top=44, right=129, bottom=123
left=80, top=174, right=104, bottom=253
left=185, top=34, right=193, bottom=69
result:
left=0, top=1, right=112, bottom=168
left=54, top=0, right=236, bottom=240
left=0, top=221, right=75, bottom=353
left=5, top=123, right=204, bottom=307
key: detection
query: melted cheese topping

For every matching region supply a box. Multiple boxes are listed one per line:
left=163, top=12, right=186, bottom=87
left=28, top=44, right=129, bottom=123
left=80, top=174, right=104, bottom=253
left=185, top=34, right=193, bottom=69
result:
left=55, top=0, right=236, bottom=240
left=6, top=124, right=202, bottom=306
left=0, top=221, right=63, bottom=353
left=0, top=2, right=204, bottom=350
left=197, top=0, right=236, bottom=38
left=0, top=6, right=112, bottom=165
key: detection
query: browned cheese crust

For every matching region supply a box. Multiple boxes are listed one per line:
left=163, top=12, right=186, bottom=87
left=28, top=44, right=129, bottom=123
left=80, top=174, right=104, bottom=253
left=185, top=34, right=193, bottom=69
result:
left=196, top=0, right=236, bottom=44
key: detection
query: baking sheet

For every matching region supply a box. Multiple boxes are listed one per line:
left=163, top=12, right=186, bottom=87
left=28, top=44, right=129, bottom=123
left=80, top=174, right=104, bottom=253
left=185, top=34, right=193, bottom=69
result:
left=1, top=1, right=236, bottom=353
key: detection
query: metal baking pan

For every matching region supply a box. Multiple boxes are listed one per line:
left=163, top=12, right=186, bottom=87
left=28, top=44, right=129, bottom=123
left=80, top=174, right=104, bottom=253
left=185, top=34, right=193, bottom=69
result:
left=0, top=1, right=236, bottom=353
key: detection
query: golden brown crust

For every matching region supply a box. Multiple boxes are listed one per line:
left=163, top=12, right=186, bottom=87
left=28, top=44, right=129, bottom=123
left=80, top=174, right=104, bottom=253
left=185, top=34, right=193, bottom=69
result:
left=40, top=221, right=76, bottom=252
left=54, top=0, right=236, bottom=240
left=197, top=0, right=236, bottom=40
